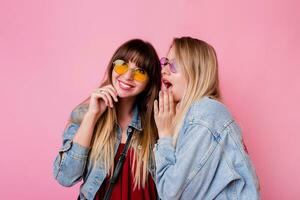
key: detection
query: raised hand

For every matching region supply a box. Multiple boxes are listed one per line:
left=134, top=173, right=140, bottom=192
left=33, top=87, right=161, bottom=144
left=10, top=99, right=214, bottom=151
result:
left=87, top=85, right=118, bottom=118
left=154, top=89, right=176, bottom=138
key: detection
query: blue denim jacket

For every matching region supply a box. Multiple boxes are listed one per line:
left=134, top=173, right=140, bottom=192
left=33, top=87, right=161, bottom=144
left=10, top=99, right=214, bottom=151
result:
left=53, top=106, right=156, bottom=200
left=154, top=97, right=260, bottom=200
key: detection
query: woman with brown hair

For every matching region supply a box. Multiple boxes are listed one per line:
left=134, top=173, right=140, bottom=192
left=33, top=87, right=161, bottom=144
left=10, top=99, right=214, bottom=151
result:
left=53, top=39, right=161, bottom=200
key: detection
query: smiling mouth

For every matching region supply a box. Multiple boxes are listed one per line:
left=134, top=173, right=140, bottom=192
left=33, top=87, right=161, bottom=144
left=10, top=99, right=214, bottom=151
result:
left=118, top=80, right=134, bottom=90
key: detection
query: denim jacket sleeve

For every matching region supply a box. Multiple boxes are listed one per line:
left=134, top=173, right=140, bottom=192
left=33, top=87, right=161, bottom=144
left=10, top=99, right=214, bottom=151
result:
left=153, top=123, right=217, bottom=200
left=53, top=122, right=90, bottom=187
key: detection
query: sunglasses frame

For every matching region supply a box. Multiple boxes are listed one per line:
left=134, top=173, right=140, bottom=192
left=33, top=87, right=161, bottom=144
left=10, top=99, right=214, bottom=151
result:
left=160, top=57, right=177, bottom=73
left=112, top=59, right=149, bottom=82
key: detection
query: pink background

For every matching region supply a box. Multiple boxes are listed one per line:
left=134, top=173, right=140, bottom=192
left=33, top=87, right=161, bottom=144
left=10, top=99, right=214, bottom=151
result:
left=1, top=0, right=299, bottom=199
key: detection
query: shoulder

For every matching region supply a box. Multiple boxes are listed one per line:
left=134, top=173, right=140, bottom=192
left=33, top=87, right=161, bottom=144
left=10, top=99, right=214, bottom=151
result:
left=185, top=97, right=234, bottom=133
left=70, top=104, right=89, bottom=125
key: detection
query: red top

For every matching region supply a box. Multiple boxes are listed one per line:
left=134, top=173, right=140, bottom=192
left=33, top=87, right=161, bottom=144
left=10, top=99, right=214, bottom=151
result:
left=95, top=143, right=157, bottom=200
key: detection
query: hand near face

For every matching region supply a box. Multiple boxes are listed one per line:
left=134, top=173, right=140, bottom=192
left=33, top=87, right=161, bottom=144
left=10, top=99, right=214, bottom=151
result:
left=87, top=85, right=118, bottom=119
left=154, top=89, right=176, bottom=138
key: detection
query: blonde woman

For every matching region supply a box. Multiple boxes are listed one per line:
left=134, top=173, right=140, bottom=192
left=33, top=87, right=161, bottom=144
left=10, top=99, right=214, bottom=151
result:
left=53, top=39, right=161, bottom=200
left=154, top=37, right=260, bottom=199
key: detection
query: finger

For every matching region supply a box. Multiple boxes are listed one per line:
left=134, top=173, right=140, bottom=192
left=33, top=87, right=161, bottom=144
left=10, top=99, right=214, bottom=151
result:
left=96, top=93, right=109, bottom=107
left=169, top=89, right=175, bottom=114
left=159, top=91, right=164, bottom=113
left=154, top=100, right=159, bottom=116
left=106, top=85, right=118, bottom=100
left=92, top=91, right=103, bottom=100
left=96, top=88, right=113, bottom=107
left=105, top=87, right=118, bottom=102
left=164, top=90, right=169, bottom=112
left=107, top=85, right=117, bottom=94
left=102, top=91, right=114, bottom=108
left=96, top=88, right=105, bottom=96
left=161, top=82, right=168, bottom=91
left=176, top=103, right=180, bottom=112
left=161, top=81, right=167, bottom=91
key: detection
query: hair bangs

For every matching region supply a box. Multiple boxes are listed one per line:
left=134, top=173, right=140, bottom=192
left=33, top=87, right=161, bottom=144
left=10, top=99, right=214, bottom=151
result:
left=117, top=47, right=152, bottom=72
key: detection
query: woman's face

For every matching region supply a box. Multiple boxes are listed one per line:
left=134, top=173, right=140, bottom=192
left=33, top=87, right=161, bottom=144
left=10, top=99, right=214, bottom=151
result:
left=161, top=46, right=187, bottom=102
left=112, top=60, right=149, bottom=99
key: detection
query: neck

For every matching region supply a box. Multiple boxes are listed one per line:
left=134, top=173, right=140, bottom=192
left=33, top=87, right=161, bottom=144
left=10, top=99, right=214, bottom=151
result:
left=117, top=97, right=136, bottom=122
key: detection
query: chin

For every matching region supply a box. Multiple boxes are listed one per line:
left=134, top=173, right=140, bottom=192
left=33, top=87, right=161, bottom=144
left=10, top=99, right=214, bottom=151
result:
left=118, top=93, right=134, bottom=98
left=116, top=89, right=138, bottom=99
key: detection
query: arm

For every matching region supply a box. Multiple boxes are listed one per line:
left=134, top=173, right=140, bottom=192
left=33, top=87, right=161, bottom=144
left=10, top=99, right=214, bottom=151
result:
left=53, top=112, right=97, bottom=187
left=154, top=90, right=216, bottom=199
left=154, top=124, right=215, bottom=199
left=53, top=85, right=118, bottom=187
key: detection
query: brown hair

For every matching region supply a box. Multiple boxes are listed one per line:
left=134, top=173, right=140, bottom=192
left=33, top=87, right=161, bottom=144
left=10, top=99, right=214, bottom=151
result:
left=70, top=39, right=161, bottom=188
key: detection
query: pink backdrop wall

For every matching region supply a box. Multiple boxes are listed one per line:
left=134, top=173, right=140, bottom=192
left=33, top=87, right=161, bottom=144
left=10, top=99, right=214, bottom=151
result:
left=1, top=0, right=299, bottom=199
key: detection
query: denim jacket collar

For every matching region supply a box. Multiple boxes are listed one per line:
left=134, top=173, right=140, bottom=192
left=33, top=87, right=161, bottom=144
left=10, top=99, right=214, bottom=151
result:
left=127, top=105, right=143, bottom=132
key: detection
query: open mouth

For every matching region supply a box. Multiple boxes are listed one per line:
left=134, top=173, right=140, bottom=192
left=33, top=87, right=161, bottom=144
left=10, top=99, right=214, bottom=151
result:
left=162, top=79, right=173, bottom=89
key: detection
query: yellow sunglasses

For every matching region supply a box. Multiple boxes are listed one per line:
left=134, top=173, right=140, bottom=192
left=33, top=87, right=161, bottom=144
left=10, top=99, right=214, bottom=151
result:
left=113, top=59, right=149, bottom=82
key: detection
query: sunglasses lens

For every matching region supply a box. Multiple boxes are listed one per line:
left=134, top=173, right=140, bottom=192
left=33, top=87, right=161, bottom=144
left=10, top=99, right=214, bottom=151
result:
left=160, top=57, right=177, bottom=73
left=134, top=69, right=148, bottom=82
left=169, top=63, right=177, bottom=73
left=113, top=60, right=128, bottom=75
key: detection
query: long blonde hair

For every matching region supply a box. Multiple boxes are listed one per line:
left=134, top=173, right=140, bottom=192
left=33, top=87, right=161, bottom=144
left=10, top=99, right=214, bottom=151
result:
left=171, top=37, right=221, bottom=144
left=70, top=39, right=161, bottom=188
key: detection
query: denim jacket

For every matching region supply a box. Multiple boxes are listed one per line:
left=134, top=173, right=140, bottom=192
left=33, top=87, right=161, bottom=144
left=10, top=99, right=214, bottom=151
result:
left=154, top=97, right=260, bottom=200
left=53, top=106, right=156, bottom=200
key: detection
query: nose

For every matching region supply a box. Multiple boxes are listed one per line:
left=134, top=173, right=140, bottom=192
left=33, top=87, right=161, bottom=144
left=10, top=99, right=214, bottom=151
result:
left=123, top=68, right=134, bottom=80
left=161, top=65, right=170, bottom=76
